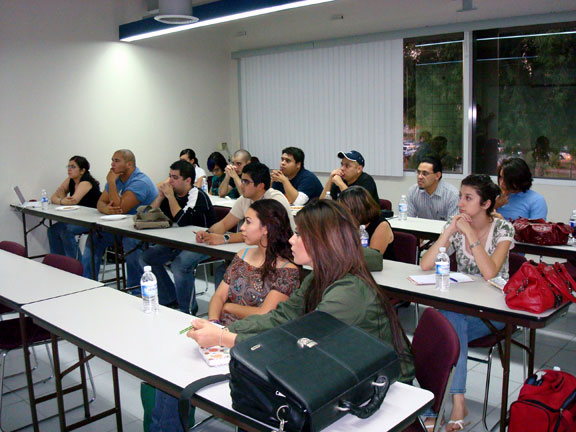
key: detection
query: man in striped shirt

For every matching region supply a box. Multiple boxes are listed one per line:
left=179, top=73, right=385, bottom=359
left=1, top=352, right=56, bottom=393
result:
left=406, top=157, right=459, bottom=221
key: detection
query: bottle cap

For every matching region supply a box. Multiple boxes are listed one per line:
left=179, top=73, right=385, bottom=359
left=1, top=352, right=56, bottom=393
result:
left=439, top=247, right=446, bottom=252
left=144, top=266, right=151, bottom=272
left=553, top=366, right=561, bottom=371
left=360, top=225, right=365, bottom=229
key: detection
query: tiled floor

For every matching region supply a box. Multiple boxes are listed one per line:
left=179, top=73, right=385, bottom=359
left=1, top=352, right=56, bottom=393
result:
left=3, top=278, right=575, bottom=431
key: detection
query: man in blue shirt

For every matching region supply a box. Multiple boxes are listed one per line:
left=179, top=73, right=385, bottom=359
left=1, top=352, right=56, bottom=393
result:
left=82, top=149, right=157, bottom=288
left=271, top=147, right=323, bottom=205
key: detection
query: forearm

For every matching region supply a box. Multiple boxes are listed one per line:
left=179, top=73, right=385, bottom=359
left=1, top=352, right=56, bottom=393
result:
left=282, top=182, right=298, bottom=204
left=108, top=184, right=121, bottom=206
left=167, top=196, right=182, bottom=218
left=320, top=179, right=333, bottom=199
left=208, top=296, right=226, bottom=321
left=218, top=178, right=232, bottom=197
left=224, top=303, right=266, bottom=319
left=420, top=230, right=452, bottom=270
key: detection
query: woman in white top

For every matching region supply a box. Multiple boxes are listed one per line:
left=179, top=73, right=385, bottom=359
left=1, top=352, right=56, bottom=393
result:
left=179, top=148, right=206, bottom=189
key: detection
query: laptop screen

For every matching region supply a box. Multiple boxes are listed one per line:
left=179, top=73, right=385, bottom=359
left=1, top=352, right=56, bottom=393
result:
left=13, top=186, right=26, bottom=204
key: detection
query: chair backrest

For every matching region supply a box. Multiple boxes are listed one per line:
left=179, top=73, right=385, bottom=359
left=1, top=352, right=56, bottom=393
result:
left=379, top=199, right=392, bottom=211
left=0, top=241, right=26, bottom=257
left=509, top=252, right=527, bottom=277
left=412, top=308, right=460, bottom=413
left=214, top=206, right=230, bottom=223
left=392, top=231, right=418, bottom=264
left=42, top=254, right=83, bottom=276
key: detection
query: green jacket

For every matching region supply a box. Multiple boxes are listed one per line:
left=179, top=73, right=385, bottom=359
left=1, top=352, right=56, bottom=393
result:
left=228, top=272, right=415, bottom=383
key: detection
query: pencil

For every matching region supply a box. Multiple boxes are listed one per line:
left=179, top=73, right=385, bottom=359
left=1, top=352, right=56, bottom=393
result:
left=179, top=325, right=194, bottom=335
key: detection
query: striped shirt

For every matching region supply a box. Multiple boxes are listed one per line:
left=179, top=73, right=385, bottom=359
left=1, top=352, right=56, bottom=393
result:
left=406, top=180, right=459, bottom=221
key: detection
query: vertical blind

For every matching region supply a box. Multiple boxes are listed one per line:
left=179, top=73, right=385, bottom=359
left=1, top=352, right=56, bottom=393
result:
left=239, top=39, right=404, bottom=176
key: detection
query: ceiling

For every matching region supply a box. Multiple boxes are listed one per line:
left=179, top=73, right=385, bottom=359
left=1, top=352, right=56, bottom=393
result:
left=145, top=0, right=576, bottom=51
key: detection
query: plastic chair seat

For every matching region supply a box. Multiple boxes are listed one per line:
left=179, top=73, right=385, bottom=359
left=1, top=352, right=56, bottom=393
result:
left=0, top=318, right=52, bottom=351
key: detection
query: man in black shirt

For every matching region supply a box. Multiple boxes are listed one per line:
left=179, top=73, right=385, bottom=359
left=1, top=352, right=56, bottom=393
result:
left=320, top=150, right=379, bottom=202
left=140, top=160, right=215, bottom=314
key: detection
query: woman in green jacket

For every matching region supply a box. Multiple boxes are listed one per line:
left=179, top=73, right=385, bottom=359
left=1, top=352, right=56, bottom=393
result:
left=189, top=199, right=414, bottom=382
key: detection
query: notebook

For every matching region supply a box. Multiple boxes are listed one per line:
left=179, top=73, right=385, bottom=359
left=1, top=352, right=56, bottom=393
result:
left=13, top=186, right=41, bottom=208
left=198, top=345, right=230, bottom=367
left=408, top=272, right=474, bottom=285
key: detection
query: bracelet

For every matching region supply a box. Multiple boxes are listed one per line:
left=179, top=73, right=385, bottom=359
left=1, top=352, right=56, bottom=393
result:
left=219, top=327, right=229, bottom=347
left=209, top=319, right=221, bottom=325
left=469, top=240, right=481, bottom=249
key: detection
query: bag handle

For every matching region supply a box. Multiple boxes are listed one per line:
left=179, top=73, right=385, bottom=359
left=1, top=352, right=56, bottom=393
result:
left=336, top=375, right=391, bottom=419
left=178, top=373, right=230, bottom=430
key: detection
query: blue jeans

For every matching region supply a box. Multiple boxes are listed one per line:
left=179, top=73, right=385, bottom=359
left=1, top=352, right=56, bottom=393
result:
left=139, top=245, right=208, bottom=314
left=440, top=310, right=505, bottom=394
left=82, top=231, right=144, bottom=288
left=150, top=390, right=183, bottom=432
left=47, top=223, right=88, bottom=259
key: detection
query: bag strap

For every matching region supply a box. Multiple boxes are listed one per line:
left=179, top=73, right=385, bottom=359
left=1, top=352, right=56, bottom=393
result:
left=178, top=374, right=230, bottom=430
left=337, top=375, right=391, bottom=419
left=552, top=263, right=576, bottom=303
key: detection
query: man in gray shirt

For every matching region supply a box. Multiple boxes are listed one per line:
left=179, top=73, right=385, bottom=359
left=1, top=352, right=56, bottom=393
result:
left=406, top=157, right=459, bottom=221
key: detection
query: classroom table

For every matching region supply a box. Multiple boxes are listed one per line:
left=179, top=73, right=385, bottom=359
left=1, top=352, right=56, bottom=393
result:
left=23, top=287, right=434, bottom=432
left=0, top=250, right=104, bottom=431
left=373, top=259, right=570, bottom=432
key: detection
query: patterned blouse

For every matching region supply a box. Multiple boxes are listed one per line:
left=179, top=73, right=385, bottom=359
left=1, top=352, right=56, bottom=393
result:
left=220, top=254, right=299, bottom=325
left=444, top=216, right=515, bottom=280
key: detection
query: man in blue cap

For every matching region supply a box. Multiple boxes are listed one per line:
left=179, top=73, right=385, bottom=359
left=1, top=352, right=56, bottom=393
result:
left=320, top=150, right=379, bottom=202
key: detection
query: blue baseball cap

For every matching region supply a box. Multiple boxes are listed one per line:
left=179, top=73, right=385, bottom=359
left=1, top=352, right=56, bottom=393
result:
left=338, top=150, right=365, bottom=167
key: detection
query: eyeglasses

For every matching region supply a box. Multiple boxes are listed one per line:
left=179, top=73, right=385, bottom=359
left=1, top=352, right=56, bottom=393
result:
left=66, top=165, right=78, bottom=169
left=240, top=179, right=254, bottom=186
left=415, top=170, right=433, bottom=177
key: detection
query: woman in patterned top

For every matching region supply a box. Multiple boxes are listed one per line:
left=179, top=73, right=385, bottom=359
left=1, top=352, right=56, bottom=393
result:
left=208, top=199, right=299, bottom=325
left=420, top=174, right=514, bottom=432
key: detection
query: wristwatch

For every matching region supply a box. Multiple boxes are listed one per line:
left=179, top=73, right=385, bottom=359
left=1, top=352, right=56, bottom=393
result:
left=223, top=233, right=230, bottom=244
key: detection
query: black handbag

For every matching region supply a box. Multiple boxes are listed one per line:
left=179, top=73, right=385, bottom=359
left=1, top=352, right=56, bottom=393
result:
left=179, top=311, right=401, bottom=431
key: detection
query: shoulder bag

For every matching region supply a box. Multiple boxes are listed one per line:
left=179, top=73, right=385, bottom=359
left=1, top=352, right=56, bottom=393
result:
left=513, top=218, right=574, bottom=246
left=133, top=205, right=172, bottom=230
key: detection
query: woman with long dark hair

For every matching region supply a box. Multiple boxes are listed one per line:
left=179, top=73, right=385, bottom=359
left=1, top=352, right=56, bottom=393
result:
left=208, top=199, right=299, bottom=324
left=421, top=174, right=514, bottom=431
left=206, top=151, right=228, bottom=196
left=189, top=199, right=414, bottom=382
left=48, top=156, right=101, bottom=258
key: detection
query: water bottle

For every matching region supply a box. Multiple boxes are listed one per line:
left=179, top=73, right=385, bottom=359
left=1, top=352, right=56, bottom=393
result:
left=41, top=189, right=49, bottom=210
left=359, top=225, right=369, bottom=248
left=570, top=210, right=576, bottom=229
left=201, top=177, right=208, bottom=193
left=435, top=247, right=450, bottom=292
left=398, top=195, right=408, bottom=221
left=141, top=266, right=159, bottom=314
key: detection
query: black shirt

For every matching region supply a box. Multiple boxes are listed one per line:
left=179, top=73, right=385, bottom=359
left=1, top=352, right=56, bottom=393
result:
left=69, top=175, right=101, bottom=208
left=330, top=172, right=379, bottom=203
left=159, top=188, right=215, bottom=228
left=365, top=214, right=395, bottom=261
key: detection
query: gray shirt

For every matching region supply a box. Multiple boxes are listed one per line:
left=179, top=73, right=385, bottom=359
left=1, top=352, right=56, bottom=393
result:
left=406, top=180, right=459, bottom=221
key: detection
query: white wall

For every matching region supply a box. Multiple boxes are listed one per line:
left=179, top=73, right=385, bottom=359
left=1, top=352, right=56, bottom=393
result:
left=0, top=0, right=234, bottom=255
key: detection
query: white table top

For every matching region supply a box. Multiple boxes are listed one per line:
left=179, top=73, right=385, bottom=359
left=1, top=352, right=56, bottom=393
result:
left=0, top=250, right=103, bottom=307
left=374, top=259, right=565, bottom=322
left=12, top=203, right=102, bottom=226
left=209, top=195, right=236, bottom=208
left=388, top=216, right=445, bottom=236
left=23, top=287, right=433, bottom=431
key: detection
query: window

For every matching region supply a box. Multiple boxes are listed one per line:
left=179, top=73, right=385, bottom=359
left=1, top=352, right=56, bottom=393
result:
left=404, top=34, right=464, bottom=173
left=473, top=23, right=576, bottom=179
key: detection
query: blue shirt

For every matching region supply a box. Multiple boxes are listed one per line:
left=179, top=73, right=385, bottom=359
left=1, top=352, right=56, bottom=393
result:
left=272, top=168, right=323, bottom=203
left=105, top=167, right=158, bottom=215
left=499, top=189, right=548, bottom=221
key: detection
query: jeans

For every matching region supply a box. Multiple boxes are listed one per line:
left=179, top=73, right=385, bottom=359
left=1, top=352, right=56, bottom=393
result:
left=440, top=310, right=505, bottom=394
left=82, top=231, right=145, bottom=288
left=150, top=390, right=183, bottom=432
left=47, top=223, right=88, bottom=259
left=139, top=245, right=208, bottom=314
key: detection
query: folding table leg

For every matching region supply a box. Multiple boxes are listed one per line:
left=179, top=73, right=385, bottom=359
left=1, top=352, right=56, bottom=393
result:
left=112, top=366, right=123, bottom=431
left=498, top=323, right=513, bottom=432
left=51, top=333, right=67, bottom=431
left=20, top=312, right=40, bottom=432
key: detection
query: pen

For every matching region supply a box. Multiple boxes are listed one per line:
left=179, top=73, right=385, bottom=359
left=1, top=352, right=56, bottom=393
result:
left=450, top=278, right=457, bottom=283
left=179, top=325, right=194, bottom=335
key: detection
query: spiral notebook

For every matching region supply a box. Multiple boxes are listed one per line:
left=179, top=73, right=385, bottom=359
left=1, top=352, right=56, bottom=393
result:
left=408, top=272, right=474, bottom=285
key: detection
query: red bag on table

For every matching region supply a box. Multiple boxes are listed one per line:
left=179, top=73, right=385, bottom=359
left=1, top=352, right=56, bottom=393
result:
left=509, top=369, right=576, bottom=432
left=513, top=218, right=573, bottom=245
left=503, top=261, right=576, bottom=313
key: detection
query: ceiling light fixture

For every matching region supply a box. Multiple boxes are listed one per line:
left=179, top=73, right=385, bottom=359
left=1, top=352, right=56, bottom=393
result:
left=154, top=0, right=198, bottom=25
left=120, top=0, right=335, bottom=42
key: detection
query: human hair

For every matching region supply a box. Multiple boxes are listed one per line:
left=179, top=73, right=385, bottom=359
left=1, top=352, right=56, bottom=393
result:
left=233, top=149, right=252, bottom=163
left=180, top=149, right=199, bottom=166
left=242, top=162, right=271, bottom=190
left=419, top=156, right=443, bottom=175
left=295, top=199, right=408, bottom=359
left=170, top=160, right=196, bottom=184
left=69, top=156, right=99, bottom=188
left=461, top=174, right=500, bottom=216
left=115, top=149, right=135, bottom=166
left=249, top=199, right=294, bottom=284
left=282, top=147, right=305, bottom=167
left=498, top=157, right=533, bottom=193
left=206, top=152, right=227, bottom=172
left=337, top=186, right=380, bottom=225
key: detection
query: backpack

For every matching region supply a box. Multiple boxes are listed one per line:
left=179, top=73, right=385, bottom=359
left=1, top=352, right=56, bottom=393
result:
left=509, top=369, right=576, bottom=432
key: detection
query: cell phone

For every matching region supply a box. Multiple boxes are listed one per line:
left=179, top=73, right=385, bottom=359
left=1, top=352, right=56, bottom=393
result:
left=488, top=276, right=507, bottom=291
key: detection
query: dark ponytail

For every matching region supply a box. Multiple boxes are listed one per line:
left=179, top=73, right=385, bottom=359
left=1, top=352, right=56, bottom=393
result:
left=461, top=174, right=500, bottom=216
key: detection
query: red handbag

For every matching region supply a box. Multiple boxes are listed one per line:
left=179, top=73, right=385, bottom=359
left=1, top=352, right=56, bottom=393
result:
left=509, top=369, right=576, bottom=432
left=503, top=261, right=576, bottom=313
left=513, top=218, right=574, bottom=245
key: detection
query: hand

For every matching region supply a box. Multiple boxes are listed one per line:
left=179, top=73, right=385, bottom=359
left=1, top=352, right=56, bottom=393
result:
left=271, top=169, right=287, bottom=183
left=61, top=196, right=76, bottom=205
left=495, top=193, right=509, bottom=209
left=196, top=230, right=208, bottom=243
left=203, top=233, right=225, bottom=245
left=224, top=164, right=236, bottom=178
left=454, top=214, right=473, bottom=235
left=106, top=169, right=119, bottom=185
left=158, top=182, right=174, bottom=199
left=187, top=319, right=221, bottom=347
left=330, top=168, right=344, bottom=179
left=332, top=175, right=345, bottom=189
left=105, top=202, right=123, bottom=215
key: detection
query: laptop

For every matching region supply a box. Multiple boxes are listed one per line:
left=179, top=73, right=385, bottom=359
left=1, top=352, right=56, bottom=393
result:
left=13, top=186, right=41, bottom=208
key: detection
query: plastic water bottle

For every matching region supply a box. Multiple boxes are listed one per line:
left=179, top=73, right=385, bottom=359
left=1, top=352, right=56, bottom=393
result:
left=435, top=247, right=450, bottom=292
left=41, top=189, right=49, bottom=210
left=359, top=225, right=369, bottom=248
left=398, top=195, right=408, bottom=221
left=141, top=266, right=159, bottom=314
left=570, top=210, right=576, bottom=229
left=201, top=177, right=208, bottom=193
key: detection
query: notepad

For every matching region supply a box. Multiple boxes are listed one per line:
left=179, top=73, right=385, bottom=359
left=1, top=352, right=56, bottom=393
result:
left=408, top=272, right=474, bottom=285
left=198, top=345, right=230, bottom=367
